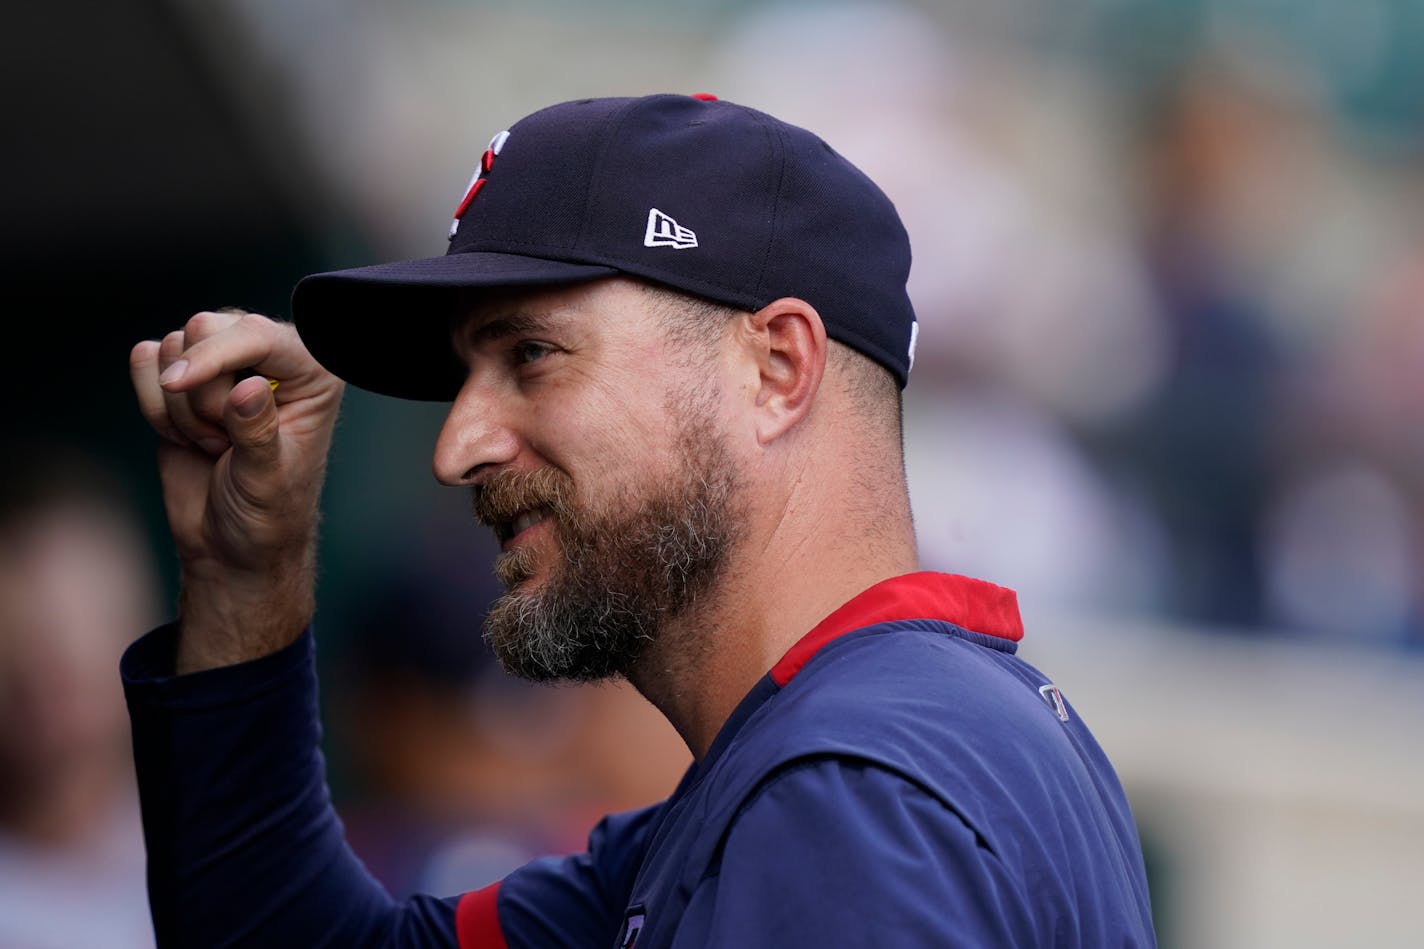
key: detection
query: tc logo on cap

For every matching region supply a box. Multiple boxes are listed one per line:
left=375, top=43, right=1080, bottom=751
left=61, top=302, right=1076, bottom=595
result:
left=449, top=130, right=511, bottom=239
left=644, top=208, right=698, bottom=249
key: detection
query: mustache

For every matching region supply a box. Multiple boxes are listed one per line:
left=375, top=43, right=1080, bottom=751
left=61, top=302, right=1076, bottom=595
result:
left=470, top=466, right=574, bottom=526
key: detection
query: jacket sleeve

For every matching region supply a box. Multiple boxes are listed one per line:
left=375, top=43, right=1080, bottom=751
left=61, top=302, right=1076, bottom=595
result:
left=122, top=624, right=461, bottom=947
left=672, top=756, right=1037, bottom=948
left=122, top=624, right=660, bottom=949
left=461, top=805, right=661, bottom=948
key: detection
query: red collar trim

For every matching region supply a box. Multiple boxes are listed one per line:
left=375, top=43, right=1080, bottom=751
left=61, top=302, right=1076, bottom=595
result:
left=769, top=572, right=1023, bottom=687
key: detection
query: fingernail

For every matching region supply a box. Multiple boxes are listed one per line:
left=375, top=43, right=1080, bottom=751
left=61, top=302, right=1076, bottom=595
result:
left=198, top=437, right=229, bottom=455
left=159, top=360, right=188, bottom=386
left=235, top=391, right=266, bottom=419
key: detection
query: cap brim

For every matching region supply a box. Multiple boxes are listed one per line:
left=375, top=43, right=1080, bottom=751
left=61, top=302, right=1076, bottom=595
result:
left=292, top=251, right=619, bottom=401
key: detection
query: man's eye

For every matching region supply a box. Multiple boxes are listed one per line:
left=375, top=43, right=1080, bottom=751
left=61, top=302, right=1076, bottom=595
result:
left=513, top=341, right=554, bottom=365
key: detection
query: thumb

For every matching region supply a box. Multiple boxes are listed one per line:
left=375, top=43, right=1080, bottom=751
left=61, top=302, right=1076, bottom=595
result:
left=224, top=375, right=282, bottom=492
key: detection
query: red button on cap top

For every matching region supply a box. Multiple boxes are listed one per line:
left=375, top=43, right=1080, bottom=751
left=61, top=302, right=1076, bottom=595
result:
left=691, top=92, right=718, bottom=101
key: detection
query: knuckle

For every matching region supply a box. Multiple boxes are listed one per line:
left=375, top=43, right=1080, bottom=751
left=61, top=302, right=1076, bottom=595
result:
left=159, top=330, right=186, bottom=361
left=185, top=310, right=221, bottom=338
left=237, top=311, right=274, bottom=334
left=247, top=415, right=280, bottom=447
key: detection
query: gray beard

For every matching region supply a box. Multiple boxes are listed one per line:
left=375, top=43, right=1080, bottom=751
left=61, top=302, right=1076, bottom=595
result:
left=481, top=412, right=742, bottom=683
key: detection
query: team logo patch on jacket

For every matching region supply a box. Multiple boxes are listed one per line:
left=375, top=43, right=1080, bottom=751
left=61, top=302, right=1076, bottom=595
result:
left=1039, top=683, right=1070, bottom=722
left=617, top=906, right=646, bottom=948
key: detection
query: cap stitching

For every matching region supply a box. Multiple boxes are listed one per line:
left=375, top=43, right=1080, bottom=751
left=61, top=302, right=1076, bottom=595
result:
left=574, top=97, right=641, bottom=253
left=745, top=107, right=786, bottom=300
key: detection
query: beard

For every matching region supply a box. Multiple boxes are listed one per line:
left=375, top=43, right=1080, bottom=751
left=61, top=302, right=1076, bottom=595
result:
left=470, top=406, right=743, bottom=683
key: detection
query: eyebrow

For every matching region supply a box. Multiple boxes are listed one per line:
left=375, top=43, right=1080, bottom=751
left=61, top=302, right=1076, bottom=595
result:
left=456, top=309, right=558, bottom=349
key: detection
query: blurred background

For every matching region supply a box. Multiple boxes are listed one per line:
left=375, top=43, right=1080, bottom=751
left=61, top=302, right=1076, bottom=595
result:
left=4, top=0, right=1423, bottom=946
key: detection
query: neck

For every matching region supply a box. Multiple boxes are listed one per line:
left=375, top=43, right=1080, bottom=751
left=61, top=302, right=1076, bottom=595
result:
left=628, top=483, right=917, bottom=759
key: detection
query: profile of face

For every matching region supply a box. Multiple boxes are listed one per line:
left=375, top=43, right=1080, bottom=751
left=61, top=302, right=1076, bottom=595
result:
left=437, top=279, right=747, bottom=682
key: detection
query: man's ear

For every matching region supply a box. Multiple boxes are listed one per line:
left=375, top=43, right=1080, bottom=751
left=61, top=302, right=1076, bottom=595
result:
left=738, top=297, right=827, bottom=446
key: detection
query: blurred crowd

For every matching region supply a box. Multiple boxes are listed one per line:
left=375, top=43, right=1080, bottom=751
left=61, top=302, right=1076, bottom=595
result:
left=698, top=2, right=1424, bottom=647
left=0, top=450, right=160, bottom=947
left=895, top=32, right=1424, bottom=647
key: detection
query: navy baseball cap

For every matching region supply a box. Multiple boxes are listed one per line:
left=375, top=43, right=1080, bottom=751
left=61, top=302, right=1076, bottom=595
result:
left=292, top=93, right=917, bottom=400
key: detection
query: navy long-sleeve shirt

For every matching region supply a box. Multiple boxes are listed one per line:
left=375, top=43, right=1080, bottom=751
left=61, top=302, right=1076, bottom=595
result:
left=121, top=572, right=1155, bottom=947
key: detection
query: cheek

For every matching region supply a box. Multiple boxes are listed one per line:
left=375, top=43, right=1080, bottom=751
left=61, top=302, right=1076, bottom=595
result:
left=532, top=371, right=678, bottom=478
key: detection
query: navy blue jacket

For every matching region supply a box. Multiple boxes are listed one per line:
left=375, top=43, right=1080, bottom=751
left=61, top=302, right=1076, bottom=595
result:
left=122, top=572, right=1155, bottom=947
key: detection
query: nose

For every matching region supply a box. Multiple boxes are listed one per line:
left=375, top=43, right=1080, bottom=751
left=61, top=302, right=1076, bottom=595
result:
left=432, top=376, right=520, bottom=486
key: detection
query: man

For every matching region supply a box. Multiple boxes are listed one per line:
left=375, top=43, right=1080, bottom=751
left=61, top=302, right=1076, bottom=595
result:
left=125, top=94, right=1155, bottom=947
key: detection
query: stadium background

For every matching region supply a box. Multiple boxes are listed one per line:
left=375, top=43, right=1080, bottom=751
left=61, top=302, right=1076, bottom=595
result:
left=3, top=1, right=1423, bottom=946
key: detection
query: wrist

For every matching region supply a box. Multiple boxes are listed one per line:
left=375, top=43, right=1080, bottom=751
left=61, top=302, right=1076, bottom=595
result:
left=175, top=557, right=316, bottom=673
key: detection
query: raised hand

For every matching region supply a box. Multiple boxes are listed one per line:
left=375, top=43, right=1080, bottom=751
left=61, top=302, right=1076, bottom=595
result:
left=130, top=310, right=344, bottom=672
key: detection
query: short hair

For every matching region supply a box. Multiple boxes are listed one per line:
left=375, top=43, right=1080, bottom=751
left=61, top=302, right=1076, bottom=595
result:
left=639, top=281, right=903, bottom=433
left=640, top=282, right=737, bottom=355
left=830, top=340, right=902, bottom=431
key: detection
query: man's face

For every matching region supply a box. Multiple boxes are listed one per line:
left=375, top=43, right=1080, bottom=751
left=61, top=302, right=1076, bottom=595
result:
left=436, top=278, right=744, bottom=682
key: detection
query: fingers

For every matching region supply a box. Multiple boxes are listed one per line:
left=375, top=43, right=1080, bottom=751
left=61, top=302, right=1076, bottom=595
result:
left=135, top=310, right=297, bottom=456
left=131, top=339, right=192, bottom=447
left=176, top=310, right=245, bottom=434
left=134, top=309, right=338, bottom=469
left=159, top=329, right=230, bottom=453
left=223, top=375, right=283, bottom=501
left=157, top=312, right=315, bottom=396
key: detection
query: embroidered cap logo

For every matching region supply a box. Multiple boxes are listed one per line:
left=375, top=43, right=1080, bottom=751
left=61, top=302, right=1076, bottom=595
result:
left=449, top=129, right=511, bottom=239
left=643, top=208, right=698, bottom=249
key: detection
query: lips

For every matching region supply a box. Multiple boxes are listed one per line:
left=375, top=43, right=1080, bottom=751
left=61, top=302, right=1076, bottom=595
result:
left=496, top=506, right=550, bottom=545
left=472, top=467, right=571, bottom=549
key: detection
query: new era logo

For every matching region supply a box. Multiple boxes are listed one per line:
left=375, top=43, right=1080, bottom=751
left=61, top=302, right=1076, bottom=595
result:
left=644, top=208, right=698, bottom=249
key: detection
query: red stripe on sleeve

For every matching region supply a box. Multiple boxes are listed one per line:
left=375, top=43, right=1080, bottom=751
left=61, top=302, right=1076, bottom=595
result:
left=456, top=881, right=508, bottom=949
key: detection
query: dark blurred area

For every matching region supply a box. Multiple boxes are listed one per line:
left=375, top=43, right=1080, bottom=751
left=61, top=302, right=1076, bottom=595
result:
left=1, top=0, right=330, bottom=515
